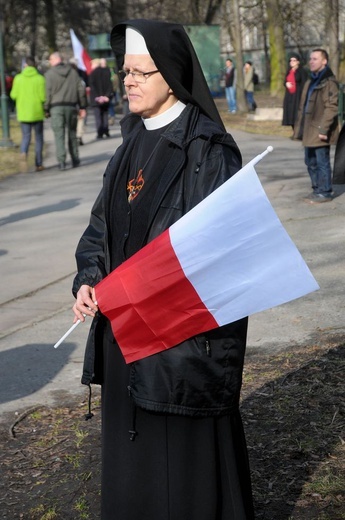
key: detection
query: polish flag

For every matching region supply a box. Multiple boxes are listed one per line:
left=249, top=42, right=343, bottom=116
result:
left=94, top=148, right=319, bottom=364
left=70, top=29, right=92, bottom=75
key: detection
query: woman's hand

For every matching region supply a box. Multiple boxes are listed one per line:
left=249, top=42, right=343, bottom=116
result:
left=73, top=284, right=98, bottom=323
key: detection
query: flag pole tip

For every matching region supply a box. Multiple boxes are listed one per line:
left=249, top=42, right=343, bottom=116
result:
left=267, top=146, right=274, bottom=153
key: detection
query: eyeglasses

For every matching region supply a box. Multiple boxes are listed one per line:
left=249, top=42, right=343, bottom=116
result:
left=119, top=69, right=160, bottom=84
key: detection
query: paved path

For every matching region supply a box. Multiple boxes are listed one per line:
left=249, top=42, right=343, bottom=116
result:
left=0, top=113, right=344, bottom=424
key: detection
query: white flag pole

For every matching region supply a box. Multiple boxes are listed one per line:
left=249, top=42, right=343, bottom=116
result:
left=249, top=146, right=274, bottom=167
left=53, top=316, right=85, bottom=349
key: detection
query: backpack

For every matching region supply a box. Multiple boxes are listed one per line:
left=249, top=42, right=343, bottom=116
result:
left=253, top=72, right=259, bottom=86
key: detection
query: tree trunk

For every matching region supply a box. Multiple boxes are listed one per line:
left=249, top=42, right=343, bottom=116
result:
left=30, top=0, right=37, bottom=58
left=44, top=0, right=57, bottom=53
left=228, top=0, right=246, bottom=111
left=264, top=0, right=285, bottom=98
left=328, top=0, right=339, bottom=77
left=108, top=0, right=128, bottom=26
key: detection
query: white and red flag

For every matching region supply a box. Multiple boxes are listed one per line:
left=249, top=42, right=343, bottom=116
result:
left=70, top=29, right=92, bottom=75
left=94, top=148, right=319, bottom=364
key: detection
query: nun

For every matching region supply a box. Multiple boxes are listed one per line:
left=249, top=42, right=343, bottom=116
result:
left=72, top=19, right=255, bottom=520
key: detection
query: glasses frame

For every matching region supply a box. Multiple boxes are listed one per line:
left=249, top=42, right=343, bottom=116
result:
left=119, top=69, right=160, bottom=84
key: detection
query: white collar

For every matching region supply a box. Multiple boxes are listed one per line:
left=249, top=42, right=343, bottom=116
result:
left=142, top=101, right=186, bottom=130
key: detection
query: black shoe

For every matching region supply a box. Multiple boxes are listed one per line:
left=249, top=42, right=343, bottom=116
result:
left=303, top=192, right=333, bottom=203
left=96, top=135, right=103, bottom=140
left=78, top=138, right=84, bottom=146
left=59, top=162, right=67, bottom=171
left=104, top=132, right=111, bottom=138
left=72, top=159, right=80, bottom=168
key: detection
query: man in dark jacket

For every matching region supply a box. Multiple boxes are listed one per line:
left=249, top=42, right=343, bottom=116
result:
left=45, top=52, right=87, bottom=170
left=72, top=20, right=254, bottom=520
left=294, top=48, right=339, bottom=203
left=224, top=58, right=237, bottom=112
left=89, top=58, right=113, bottom=139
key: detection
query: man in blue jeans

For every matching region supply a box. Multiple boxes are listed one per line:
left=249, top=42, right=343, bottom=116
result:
left=224, top=58, right=237, bottom=113
left=10, top=56, right=46, bottom=172
left=294, top=48, right=339, bottom=203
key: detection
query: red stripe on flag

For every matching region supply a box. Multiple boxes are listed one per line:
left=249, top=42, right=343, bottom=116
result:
left=95, top=229, right=218, bottom=363
left=82, top=49, right=92, bottom=75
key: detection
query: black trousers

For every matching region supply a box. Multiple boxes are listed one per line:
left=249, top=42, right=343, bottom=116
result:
left=94, top=104, right=109, bottom=137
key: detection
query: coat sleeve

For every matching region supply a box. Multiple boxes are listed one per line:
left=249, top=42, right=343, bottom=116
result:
left=77, top=74, right=87, bottom=109
left=333, top=124, right=345, bottom=184
left=319, top=78, right=339, bottom=136
left=44, top=72, right=52, bottom=112
left=185, top=133, right=242, bottom=211
left=72, top=189, right=107, bottom=296
left=39, top=76, right=46, bottom=104
left=9, top=76, right=18, bottom=100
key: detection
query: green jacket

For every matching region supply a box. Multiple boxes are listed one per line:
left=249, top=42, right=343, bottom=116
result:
left=10, top=66, right=45, bottom=122
left=44, top=63, right=87, bottom=111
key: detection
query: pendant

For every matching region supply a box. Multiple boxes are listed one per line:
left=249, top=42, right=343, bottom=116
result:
left=127, top=169, right=145, bottom=202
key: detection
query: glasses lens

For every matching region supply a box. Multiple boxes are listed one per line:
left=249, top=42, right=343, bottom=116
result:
left=119, top=70, right=147, bottom=83
left=134, top=73, right=144, bottom=83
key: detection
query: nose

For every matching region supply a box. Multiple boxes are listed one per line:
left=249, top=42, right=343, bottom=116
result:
left=124, top=72, right=136, bottom=86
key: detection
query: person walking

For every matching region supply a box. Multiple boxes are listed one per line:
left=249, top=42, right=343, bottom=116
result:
left=89, top=58, right=113, bottom=139
left=224, top=58, right=237, bottom=113
left=44, top=52, right=87, bottom=170
left=69, top=57, right=88, bottom=146
left=10, top=56, right=46, bottom=172
left=72, top=19, right=255, bottom=520
left=294, top=48, right=339, bottom=203
left=244, top=61, right=257, bottom=112
left=282, top=52, right=308, bottom=131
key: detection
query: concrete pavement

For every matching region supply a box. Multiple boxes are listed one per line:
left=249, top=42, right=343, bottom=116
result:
left=0, top=113, right=344, bottom=425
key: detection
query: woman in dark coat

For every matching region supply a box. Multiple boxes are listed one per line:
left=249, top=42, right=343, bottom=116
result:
left=282, top=52, right=308, bottom=129
left=72, top=19, right=254, bottom=520
left=89, top=58, right=113, bottom=138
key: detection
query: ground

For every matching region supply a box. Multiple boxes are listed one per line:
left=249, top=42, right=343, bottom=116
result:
left=0, top=332, right=344, bottom=520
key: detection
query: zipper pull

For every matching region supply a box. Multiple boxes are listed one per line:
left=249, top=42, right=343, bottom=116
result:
left=205, top=339, right=211, bottom=357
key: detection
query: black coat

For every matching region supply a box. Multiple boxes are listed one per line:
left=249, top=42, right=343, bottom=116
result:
left=73, top=103, right=248, bottom=417
left=89, top=66, right=113, bottom=107
left=282, top=66, right=309, bottom=127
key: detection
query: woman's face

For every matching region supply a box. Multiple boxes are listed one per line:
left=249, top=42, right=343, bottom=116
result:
left=290, top=57, right=299, bottom=69
left=122, top=54, right=177, bottom=118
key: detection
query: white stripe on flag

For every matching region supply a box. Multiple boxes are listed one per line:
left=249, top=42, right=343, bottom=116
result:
left=170, top=160, right=319, bottom=325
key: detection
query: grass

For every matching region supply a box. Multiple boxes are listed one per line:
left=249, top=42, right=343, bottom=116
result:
left=0, top=115, right=43, bottom=178
left=0, top=338, right=343, bottom=519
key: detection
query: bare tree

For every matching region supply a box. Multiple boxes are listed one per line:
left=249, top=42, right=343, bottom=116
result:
left=264, top=0, right=286, bottom=98
left=328, top=0, right=339, bottom=76
left=44, top=0, right=57, bottom=53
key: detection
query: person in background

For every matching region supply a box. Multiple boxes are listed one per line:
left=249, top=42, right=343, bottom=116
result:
left=108, top=67, right=120, bottom=125
left=69, top=57, right=88, bottom=146
left=282, top=53, right=308, bottom=132
left=10, top=56, right=46, bottom=173
left=89, top=58, right=113, bottom=139
left=333, top=123, right=345, bottom=185
left=294, top=48, right=339, bottom=203
left=72, top=19, right=254, bottom=520
left=243, top=61, right=257, bottom=112
left=45, top=52, right=87, bottom=170
left=224, top=58, right=237, bottom=113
